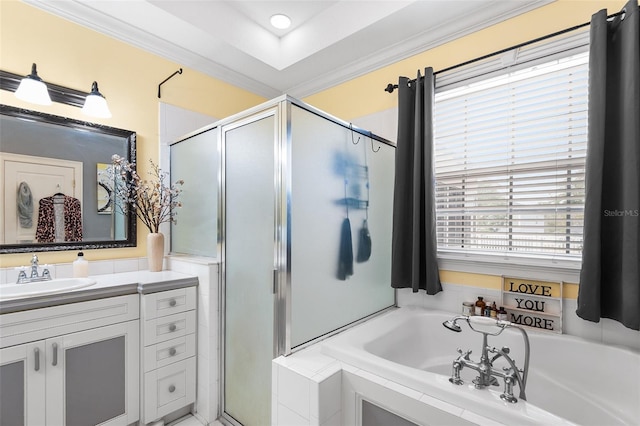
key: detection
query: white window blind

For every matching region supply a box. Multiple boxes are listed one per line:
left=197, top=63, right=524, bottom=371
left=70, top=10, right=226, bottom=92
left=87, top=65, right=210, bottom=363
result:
left=434, top=52, right=588, bottom=259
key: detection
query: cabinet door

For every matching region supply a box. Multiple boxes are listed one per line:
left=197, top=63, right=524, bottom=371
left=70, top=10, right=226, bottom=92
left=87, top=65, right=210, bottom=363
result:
left=46, top=320, right=139, bottom=426
left=0, top=342, right=46, bottom=426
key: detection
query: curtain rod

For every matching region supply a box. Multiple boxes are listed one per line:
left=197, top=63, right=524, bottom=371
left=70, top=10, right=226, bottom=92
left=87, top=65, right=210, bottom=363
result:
left=384, top=9, right=625, bottom=93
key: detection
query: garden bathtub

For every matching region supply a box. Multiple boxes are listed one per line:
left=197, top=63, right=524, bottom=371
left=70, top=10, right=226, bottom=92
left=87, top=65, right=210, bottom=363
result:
left=322, top=307, right=639, bottom=425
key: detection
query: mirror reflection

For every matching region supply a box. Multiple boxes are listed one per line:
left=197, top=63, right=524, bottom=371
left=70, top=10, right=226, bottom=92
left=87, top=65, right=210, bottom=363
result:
left=0, top=105, right=136, bottom=253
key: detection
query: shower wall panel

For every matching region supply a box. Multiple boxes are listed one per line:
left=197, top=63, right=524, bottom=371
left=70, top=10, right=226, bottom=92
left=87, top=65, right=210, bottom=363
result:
left=170, top=128, right=218, bottom=257
left=289, top=104, right=395, bottom=348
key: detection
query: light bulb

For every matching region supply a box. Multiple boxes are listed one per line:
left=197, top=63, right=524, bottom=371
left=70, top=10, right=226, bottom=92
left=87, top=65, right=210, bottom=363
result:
left=270, top=14, right=291, bottom=30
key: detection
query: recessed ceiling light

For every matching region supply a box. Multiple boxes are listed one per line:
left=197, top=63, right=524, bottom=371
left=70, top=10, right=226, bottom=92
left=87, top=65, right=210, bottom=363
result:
left=270, top=14, right=291, bottom=30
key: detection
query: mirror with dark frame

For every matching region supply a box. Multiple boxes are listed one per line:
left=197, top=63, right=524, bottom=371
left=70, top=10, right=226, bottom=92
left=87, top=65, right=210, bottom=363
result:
left=0, top=104, right=137, bottom=253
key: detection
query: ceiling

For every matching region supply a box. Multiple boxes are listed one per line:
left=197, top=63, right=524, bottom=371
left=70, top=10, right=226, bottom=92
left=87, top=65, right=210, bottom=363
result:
left=24, top=0, right=552, bottom=99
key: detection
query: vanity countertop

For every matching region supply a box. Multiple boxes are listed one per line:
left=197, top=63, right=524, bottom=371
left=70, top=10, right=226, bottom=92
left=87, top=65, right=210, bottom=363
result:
left=0, top=270, right=198, bottom=314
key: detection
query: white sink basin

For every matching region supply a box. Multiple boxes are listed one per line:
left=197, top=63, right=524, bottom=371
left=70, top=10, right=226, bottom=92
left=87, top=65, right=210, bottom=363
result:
left=0, top=278, right=96, bottom=301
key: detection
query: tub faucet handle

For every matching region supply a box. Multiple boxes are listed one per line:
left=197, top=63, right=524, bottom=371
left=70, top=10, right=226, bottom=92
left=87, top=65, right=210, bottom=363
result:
left=456, top=348, right=472, bottom=360
left=500, top=375, right=518, bottom=403
left=449, top=360, right=464, bottom=385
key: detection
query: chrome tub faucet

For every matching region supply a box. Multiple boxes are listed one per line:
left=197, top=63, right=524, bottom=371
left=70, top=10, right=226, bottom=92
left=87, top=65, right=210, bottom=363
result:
left=443, top=315, right=530, bottom=403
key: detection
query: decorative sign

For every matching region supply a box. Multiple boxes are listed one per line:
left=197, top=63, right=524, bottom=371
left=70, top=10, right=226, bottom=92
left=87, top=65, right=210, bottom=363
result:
left=502, top=277, right=563, bottom=333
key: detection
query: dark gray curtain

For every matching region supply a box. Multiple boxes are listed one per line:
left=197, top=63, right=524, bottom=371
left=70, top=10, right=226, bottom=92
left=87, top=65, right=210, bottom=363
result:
left=577, top=0, right=640, bottom=331
left=391, top=68, right=442, bottom=294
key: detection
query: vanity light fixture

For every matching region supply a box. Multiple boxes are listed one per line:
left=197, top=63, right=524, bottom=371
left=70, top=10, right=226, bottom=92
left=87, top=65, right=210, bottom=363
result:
left=14, top=63, right=52, bottom=106
left=81, top=81, right=112, bottom=118
left=270, top=13, right=291, bottom=30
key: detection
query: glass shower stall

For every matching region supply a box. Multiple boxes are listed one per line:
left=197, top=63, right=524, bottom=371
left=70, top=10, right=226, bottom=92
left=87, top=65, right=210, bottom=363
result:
left=171, top=96, right=396, bottom=426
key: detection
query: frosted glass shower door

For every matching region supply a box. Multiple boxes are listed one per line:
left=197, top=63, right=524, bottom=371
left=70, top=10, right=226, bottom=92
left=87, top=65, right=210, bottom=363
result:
left=223, top=113, right=277, bottom=426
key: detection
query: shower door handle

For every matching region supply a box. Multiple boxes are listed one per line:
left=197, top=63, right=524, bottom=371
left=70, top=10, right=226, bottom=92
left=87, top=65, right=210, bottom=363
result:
left=272, top=268, right=278, bottom=294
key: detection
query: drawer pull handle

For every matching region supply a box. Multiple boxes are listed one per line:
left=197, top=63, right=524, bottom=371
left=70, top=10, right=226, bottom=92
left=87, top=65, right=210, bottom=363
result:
left=169, top=299, right=177, bottom=307
left=169, top=347, right=177, bottom=356
left=52, top=343, right=58, bottom=366
left=34, top=348, right=40, bottom=371
left=169, top=323, right=177, bottom=332
left=169, top=385, right=176, bottom=393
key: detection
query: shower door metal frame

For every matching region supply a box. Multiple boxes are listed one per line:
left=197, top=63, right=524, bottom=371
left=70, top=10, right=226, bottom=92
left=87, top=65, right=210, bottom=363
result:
left=275, top=99, right=292, bottom=358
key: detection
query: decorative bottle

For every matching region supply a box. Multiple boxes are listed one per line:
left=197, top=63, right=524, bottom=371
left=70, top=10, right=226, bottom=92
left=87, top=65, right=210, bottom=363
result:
left=498, top=306, right=508, bottom=321
left=490, top=301, right=498, bottom=318
left=73, top=252, right=89, bottom=278
left=474, top=297, right=486, bottom=316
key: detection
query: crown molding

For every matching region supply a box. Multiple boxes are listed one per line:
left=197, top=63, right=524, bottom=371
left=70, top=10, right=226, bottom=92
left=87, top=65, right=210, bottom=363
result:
left=287, top=0, right=554, bottom=98
left=23, top=0, right=282, bottom=99
left=24, top=0, right=553, bottom=100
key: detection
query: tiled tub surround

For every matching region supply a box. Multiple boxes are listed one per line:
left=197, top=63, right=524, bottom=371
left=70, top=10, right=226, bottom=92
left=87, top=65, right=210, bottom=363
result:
left=274, top=306, right=640, bottom=426
left=272, top=340, right=498, bottom=426
left=396, top=283, right=640, bottom=352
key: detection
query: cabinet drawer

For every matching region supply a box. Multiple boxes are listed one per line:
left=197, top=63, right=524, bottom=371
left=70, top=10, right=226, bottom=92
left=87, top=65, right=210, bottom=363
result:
left=143, top=334, right=196, bottom=372
left=144, top=311, right=196, bottom=346
left=144, top=357, right=196, bottom=422
left=0, top=295, right=139, bottom=349
left=142, top=287, right=196, bottom=320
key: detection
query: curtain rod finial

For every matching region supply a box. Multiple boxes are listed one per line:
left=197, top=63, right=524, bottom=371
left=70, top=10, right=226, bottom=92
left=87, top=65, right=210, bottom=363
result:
left=385, top=83, right=398, bottom=93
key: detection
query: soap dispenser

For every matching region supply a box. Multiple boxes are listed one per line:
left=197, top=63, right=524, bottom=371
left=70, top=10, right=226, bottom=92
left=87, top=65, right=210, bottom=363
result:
left=73, top=252, right=89, bottom=278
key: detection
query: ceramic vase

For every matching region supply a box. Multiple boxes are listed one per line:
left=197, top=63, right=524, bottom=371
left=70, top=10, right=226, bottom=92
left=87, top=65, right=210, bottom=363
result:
left=147, top=232, right=164, bottom=272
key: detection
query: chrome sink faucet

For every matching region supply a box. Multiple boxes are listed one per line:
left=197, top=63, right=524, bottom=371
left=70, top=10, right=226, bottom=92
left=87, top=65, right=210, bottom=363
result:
left=16, top=254, right=51, bottom=284
left=443, top=315, right=530, bottom=403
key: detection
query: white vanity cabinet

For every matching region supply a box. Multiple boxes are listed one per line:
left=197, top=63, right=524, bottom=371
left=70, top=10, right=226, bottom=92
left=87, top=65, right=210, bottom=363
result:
left=140, top=286, right=197, bottom=424
left=0, top=294, right=140, bottom=426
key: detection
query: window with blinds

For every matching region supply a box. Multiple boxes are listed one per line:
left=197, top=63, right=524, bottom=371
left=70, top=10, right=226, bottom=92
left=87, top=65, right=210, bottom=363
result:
left=434, top=52, right=588, bottom=259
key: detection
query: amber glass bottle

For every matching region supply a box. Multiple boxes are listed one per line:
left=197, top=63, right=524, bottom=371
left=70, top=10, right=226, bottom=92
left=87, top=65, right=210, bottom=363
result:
left=474, top=296, right=486, bottom=316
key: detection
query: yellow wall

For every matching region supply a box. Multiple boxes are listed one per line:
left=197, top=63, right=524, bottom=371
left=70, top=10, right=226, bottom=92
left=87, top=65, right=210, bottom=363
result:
left=0, top=0, right=265, bottom=267
left=300, top=0, right=622, bottom=297
left=303, top=0, right=627, bottom=120
left=0, top=0, right=620, bottom=288
left=441, top=271, right=579, bottom=299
